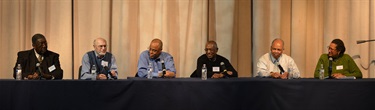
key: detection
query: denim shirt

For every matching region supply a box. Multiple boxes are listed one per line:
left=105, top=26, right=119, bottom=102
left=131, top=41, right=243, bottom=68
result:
left=137, top=50, right=176, bottom=78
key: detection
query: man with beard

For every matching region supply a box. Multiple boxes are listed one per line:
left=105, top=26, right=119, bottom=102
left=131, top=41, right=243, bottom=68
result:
left=13, top=33, right=63, bottom=80
left=136, top=38, right=176, bottom=78
left=314, top=39, right=362, bottom=79
left=80, top=38, right=118, bottom=80
left=256, top=38, right=300, bottom=79
left=190, top=41, right=238, bottom=78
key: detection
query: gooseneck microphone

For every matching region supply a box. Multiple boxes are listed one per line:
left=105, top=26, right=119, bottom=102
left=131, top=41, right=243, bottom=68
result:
left=36, top=63, right=44, bottom=79
left=103, top=66, right=117, bottom=80
left=275, top=61, right=285, bottom=75
left=328, top=57, right=333, bottom=79
left=161, top=60, right=166, bottom=77
left=357, top=39, right=375, bottom=44
left=220, top=62, right=228, bottom=77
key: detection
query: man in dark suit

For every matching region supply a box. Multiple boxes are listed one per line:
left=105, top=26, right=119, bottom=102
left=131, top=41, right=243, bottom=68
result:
left=13, top=33, right=63, bottom=80
left=190, top=41, right=238, bottom=78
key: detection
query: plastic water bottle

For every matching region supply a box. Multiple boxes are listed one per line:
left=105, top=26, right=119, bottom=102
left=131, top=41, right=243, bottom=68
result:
left=319, top=64, right=324, bottom=80
left=91, top=65, right=97, bottom=80
left=147, top=62, right=153, bottom=79
left=202, top=64, right=207, bottom=80
left=288, top=67, right=293, bottom=79
left=16, top=64, right=22, bottom=80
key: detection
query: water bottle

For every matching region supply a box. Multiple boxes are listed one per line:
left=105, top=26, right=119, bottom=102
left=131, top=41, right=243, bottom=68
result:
left=16, top=64, right=22, bottom=80
left=319, top=64, right=324, bottom=80
left=202, top=64, right=207, bottom=80
left=288, top=67, right=293, bottom=79
left=91, top=65, right=97, bottom=80
left=147, top=62, right=153, bottom=79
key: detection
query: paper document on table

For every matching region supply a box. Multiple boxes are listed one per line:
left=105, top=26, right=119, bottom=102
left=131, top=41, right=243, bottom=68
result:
left=337, top=76, right=356, bottom=80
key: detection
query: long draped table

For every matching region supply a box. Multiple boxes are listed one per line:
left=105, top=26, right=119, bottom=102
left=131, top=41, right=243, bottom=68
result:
left=0, top=78, right=374, bottom=110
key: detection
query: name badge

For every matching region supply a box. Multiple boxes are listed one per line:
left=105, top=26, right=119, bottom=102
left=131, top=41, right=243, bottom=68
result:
left=101, top=61, right=108, bottom=67
left=336, top=65, right=343, bottom=70
left=48, top=65, right=56, bottom=72
left=213, top=67, right=220, bottom=72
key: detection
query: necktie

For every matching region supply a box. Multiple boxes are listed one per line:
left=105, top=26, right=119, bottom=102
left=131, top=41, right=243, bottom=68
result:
left=275, top=60, right=285, bottom=74
left=38, top=55, right=43, bottom=63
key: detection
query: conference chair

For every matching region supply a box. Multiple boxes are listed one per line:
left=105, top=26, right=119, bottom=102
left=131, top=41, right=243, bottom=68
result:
left=78, top=65, right=82, bottom=79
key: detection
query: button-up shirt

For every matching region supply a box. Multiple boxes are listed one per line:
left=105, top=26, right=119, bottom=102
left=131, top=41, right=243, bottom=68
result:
left=256, top=53, right=300, bottom=78
left=137, top=50, right=176, bottom=78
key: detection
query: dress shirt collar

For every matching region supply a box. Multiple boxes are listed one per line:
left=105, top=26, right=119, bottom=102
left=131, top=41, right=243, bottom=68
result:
left=269, top=52, right=282, bottom=64
left=149, top=51, right=163, bottom=61
left=34, top=49, right=43, bottom=60
left=208, top=55, right=217, bottom=62
left=94, top=51, right=106, bottom=59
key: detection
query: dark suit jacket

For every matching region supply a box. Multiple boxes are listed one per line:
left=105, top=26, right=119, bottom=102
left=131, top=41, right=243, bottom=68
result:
left=13, top=49, right=63, bottom=79
left=190, top=54, right=238, bottom=78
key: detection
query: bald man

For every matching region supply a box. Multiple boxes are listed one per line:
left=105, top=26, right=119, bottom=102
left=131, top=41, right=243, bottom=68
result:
left=80, top=38, right=118, bottom=80
left=136, top=38, right=176, bottom=78
left=256, top=38, right=300, bottom=79
left=190, top=41, right=238, bottom=78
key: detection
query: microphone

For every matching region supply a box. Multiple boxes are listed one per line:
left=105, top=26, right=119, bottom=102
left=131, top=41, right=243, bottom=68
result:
left=161, top=60, right=166, bottom=77
left=275, top=61, right=285, bottom=74
left=36, top=63, right=44, bottom=79
left=357, top=39, right=375, bottom=44
left=328, top=57, right=333, bottom=79
left=101, top=58, right=117, bottom=80
left=220, top=62, right=229, bottom=77
left=103, top=66, right=117, bottom=80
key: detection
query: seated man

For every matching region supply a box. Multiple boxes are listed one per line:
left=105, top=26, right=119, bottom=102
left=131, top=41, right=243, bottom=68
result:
left=314, top=39, right=362, bottom=79
left=136, top=38, right=176, bottom=78
left=190, top=41, right=238, bottom=78
left=80, top=38, right=118, bottom=80
left=13, top=33, right=63, bottom=80
left=256, top=38, right=300, bottom=79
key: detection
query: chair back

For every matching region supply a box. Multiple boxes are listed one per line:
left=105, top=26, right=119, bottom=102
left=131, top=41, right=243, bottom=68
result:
left=78, top=65, right=82, bottom=79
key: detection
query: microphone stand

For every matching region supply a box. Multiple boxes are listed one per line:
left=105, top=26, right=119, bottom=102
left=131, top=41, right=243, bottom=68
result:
left=328, top=58, right=333, bottom=79
left=355, top=39, right=375, bottom=70
left=36, top=63, right=44, bottom=80
left=104, top=66, right=117, bottom=80
left=357, top=39, right=375, bottom=44
left=161, top=60, right=166, bottom=78
left=220, top=62, right=229, bottom=78
left=352, top=55, right=375, bottom=70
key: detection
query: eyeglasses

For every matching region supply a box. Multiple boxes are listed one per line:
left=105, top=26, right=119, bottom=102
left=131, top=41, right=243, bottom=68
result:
left=97, top=45, right=106, bottom=48
left=327, top=46, right=336, bottom=51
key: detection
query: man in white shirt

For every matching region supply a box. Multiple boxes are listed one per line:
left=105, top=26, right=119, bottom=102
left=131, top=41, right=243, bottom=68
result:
left=256, top=38, right=300, bottom=79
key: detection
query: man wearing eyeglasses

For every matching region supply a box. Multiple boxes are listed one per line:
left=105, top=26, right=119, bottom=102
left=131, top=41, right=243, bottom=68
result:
left=190, top=41, right=238, bottom=78
left=314, top=39, right=362, bottom=79
left=80, top=38, right=118, bottom=80
left=136, top=38, right=176, bottom=78
left=256, top=38, right=300, bottom=79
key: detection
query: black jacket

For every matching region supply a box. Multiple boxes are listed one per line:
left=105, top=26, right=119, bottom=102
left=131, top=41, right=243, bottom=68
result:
left=13, top=49, right=63, bottom=79
left=191, top=54, right=238, bottom=78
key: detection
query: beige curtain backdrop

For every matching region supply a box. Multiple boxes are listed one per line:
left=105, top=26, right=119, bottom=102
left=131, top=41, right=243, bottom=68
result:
left=253, top=0, right=374, bottom=78
left=1, top=0, right=374, bottom=79
left=0, top=0, right=72, bottom=79
left=0, top=0, right=251, bottom=79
